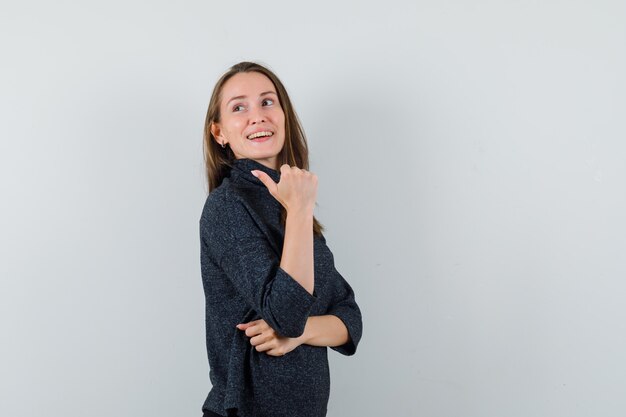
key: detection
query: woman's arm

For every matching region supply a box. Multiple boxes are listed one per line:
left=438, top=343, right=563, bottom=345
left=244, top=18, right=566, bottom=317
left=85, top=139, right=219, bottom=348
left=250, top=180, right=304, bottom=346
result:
left=252, top=166, right=318, bottom=296
left=280, top=208, right=314, bottom=295
left=297, top=315, right=349, bottom=347
left=238, top=315, right=350, bottom=356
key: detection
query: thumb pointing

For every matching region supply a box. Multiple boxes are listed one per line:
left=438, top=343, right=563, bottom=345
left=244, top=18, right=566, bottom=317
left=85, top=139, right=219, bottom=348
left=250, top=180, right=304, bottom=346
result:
left=251, top=170, right=277, bottom=194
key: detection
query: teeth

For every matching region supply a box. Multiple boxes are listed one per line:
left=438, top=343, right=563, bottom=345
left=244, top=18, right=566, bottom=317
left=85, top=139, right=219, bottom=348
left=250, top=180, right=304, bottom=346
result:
left=247, top=131, right=273, bottom=139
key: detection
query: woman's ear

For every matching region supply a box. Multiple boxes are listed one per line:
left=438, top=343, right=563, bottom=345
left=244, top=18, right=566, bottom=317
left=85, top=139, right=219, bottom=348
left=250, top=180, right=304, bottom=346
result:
left=210, top=122, right=221, bottom=138
left=211, top=122, right=227, bottom=146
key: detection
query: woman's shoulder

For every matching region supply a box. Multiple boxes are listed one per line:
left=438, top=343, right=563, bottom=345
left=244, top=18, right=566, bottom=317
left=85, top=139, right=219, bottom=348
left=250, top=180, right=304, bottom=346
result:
left=203, top=181, right=236, bottom=210
left=200, top=181, right=255, bottom=228
left=199, top=186, right=267, bottom=248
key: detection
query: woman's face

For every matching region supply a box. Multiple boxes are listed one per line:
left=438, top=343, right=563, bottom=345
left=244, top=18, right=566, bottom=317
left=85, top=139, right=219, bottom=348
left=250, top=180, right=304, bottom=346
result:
left=212, top=71, right=286, bottom=170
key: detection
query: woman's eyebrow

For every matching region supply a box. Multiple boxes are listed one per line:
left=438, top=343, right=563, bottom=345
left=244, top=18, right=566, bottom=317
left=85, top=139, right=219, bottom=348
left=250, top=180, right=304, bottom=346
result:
left=227, top=91, right=277, bottom=105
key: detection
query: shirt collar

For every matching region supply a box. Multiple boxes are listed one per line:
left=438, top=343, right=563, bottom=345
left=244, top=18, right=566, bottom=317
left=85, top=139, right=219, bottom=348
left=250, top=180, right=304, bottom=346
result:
left=228, top=158, right=281, bottom=186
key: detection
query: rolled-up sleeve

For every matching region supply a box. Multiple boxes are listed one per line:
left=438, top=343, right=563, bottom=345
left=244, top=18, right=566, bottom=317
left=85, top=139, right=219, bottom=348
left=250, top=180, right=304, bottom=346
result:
left=201, top=193, right=317, bottom=338
left=327, top=271, right=363, bottom=356
left=219, top=237, right=317, bottom=337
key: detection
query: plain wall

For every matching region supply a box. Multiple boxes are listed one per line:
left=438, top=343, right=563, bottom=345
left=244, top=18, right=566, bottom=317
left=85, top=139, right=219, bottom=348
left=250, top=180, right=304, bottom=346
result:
left=1, top=1, right=625, bottom=416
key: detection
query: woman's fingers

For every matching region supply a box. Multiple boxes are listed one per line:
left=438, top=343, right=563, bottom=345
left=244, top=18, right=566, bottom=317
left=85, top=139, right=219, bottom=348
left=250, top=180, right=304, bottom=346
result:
left=238, top=319, right=280, bottom=351
left=254, top=340, right=274, bottom=352
left=235, top=321, right=257, bottom=333
left=235, top=322, right=251, bottom=331
left=247, top=322, right=273, bottom=338
left=251, top=165, right=318, bottom=213
left=251, top=169, right=273, bottom=188
left=250, top=332, right=273, bottom=347
left=237, top=319, right=264, bottom=328
left=251, top=170, right=278, bottom=194
left=237, top=321, right=298, bottom=356
left=237, top=319, right=271, bottom=338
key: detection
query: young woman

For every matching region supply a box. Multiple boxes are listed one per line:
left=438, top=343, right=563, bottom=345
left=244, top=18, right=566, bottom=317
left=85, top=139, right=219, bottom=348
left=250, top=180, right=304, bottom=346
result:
left=199, top=61, right=363, bottom=417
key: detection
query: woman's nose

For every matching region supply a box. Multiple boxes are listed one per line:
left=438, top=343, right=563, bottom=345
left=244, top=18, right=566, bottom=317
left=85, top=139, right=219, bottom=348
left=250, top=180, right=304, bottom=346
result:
left=249, top=106, right=266, bottom=124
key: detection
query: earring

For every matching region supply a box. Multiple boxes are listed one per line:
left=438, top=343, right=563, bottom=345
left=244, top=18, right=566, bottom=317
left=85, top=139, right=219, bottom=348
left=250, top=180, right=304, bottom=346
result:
left=221, top=141, right=226, bottom=148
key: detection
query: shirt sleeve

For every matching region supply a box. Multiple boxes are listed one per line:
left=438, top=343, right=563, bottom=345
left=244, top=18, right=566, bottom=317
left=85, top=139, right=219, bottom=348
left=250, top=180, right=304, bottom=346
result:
left=201, top=193, right=317, bottom=338
left=321, top=236, right=363, bottom=356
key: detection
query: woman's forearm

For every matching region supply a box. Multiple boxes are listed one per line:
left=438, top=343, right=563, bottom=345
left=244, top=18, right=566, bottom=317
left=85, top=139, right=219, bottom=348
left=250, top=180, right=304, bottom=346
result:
left=298, top=315, right=349, bottom=347
left=280, top=208, right=314, bottom=295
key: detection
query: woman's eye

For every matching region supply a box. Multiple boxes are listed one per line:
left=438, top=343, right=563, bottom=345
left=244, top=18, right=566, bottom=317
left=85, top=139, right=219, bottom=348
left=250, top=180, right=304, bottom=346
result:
left=233, top=104, right=244, bottom=112
left=262, top=98, right=274, bottom=106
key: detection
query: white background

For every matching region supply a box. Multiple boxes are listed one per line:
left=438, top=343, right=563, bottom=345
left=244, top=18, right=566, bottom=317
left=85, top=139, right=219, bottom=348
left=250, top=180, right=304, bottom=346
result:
left=1, top=1, right=625, bottom=416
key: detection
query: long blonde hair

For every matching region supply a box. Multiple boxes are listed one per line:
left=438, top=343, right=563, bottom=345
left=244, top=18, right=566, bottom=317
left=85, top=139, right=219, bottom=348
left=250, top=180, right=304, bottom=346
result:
left=203, top=61, right=325, bottom=237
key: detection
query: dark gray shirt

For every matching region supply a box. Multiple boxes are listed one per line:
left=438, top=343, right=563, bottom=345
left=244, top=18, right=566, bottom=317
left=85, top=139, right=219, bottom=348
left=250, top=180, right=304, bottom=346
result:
left=199, top=158, right=363, bottom=417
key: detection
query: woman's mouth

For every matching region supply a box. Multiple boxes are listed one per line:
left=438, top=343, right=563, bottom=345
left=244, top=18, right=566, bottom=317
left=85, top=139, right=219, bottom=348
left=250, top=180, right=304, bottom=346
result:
left=247, top=131, right=274, bottom=142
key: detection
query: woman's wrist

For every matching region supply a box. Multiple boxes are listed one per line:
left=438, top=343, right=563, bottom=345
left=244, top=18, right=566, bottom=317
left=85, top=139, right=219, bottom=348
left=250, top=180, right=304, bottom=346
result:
left=296, top=317, right=313, bottom=345
left=286, top=205, right=314, bottom=218
left=297, top=315, right=350, bottom=348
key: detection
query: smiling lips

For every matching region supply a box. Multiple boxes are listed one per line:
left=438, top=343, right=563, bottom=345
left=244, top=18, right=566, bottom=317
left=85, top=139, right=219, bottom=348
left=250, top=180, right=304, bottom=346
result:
left=247, top=131, right=274, bottom=141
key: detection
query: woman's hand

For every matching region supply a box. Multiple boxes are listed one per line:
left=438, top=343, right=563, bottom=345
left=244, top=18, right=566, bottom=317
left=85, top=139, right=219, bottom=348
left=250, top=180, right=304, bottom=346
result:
left=251, top=164, right=318, bottom=214
left=236, top=319, right=304, bottom=357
